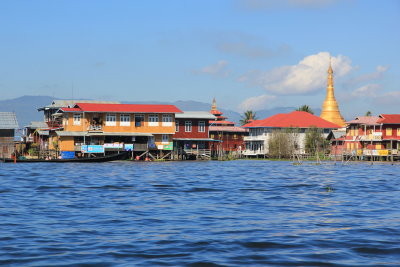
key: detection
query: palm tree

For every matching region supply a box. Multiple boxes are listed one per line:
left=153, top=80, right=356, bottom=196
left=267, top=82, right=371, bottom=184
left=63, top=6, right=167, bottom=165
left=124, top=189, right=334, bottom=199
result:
left=296, top=105, right=314, bottom=114
left=240, top=110, right=257, bottom=125
left=365, top=111, right=372, bottom=116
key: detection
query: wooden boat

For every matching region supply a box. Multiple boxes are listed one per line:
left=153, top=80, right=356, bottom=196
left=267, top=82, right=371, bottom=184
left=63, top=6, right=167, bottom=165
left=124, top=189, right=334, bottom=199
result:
left=2, top=152, right=129, bottom=163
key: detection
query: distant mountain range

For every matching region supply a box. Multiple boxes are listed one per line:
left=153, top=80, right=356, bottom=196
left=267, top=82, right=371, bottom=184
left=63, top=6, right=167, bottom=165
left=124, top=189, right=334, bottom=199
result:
left=0, top=95, right=320, bottom=129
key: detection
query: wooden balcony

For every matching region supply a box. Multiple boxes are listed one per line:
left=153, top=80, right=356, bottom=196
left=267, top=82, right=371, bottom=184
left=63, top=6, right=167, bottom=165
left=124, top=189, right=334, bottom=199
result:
left=88, top=124, right=103, bottom=131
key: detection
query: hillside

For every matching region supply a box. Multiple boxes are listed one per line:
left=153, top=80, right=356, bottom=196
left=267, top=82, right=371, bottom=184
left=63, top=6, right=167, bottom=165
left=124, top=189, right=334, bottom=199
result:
left=0, top=96, right=320, bottom=129
left=0, top=96, right=55, bottom=128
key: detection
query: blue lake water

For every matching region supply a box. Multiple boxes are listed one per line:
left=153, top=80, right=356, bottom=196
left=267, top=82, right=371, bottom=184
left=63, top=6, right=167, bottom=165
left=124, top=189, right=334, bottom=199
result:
left=0, top=160, right=400, bottom=266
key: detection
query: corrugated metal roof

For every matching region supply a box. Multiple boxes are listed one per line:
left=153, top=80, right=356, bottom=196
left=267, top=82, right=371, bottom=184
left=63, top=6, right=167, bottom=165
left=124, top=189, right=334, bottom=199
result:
left=209, top=126, right=248, bottom=132
left=73, top=103, right=183, bottom=113
left=175, top=111, right=216, bottom=119
left=0, top=112, right=19, bottom=129
left=46, top=100, right=121, bottom=108
left=243, top=111, right=339, bottom=129
left=56, top=131, right=87, bottom=137
left=59, top=108, right=82, bottom=112
left=377, top=114, right=400, bottom=124
left=345, top=116, right=380, bottom=125
left=329, top=130, right=346, bottom=139
left=173, top=138, right=215, bottom=141
left=56, top=131, right=153, bottom=137
left=209, top=120, right=235, bottom=125
left=98, top=132, right=153, bottom=136
left=26, top=121, right=48, bottom=129
left=210, top=110, right=223, bottom=115
left=37, top=130, right=49, bottom=136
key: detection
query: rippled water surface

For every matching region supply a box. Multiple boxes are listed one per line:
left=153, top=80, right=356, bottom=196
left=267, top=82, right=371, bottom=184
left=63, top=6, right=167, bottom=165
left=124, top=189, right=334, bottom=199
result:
left=1, top=160, right=400, bottom=266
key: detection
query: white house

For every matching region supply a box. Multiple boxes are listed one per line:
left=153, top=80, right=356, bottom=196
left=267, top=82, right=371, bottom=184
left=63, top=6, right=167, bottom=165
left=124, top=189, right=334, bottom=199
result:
left=242, top=111, right=340, bottom=157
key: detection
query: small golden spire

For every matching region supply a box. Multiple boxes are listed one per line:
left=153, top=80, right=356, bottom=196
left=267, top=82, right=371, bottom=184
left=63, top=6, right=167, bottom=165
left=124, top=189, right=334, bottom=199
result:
left=320, top=58, right=346, bottom=127
left=211, top=97, right=217, bottom=111
left=328, top=56, right=333, bottom=74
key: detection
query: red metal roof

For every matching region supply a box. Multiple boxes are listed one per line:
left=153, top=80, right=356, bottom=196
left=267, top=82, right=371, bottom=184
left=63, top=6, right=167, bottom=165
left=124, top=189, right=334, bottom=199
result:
left=72, top=103, right=183, bottom=113
left=346, top=116, right=380, bottom=125
left=377, top=114, right=400, bottom=124
left=60, top=107, right=82, bottom=112
left=210, top=110, right=223, bottom=115
left=209, top=126, right=248, bottom=132
left=243, top=111, right=340, bottom=129
left=209, top=120, right=235, bottom=125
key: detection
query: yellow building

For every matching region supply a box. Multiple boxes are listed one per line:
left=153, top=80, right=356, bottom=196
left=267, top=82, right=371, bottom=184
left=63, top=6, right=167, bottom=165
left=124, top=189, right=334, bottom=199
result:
left=52, top=102, right=182, bottom=156
left=320, top=60, right=346, bottom=127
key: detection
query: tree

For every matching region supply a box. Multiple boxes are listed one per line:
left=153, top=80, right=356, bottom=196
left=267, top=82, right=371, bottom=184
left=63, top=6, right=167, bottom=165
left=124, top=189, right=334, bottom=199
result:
left=365, top=111, right=372, bottom=116
left=296, top=105, right=314, bottom=114
left=304, top=126, right=327, bottom=155
left=267, top=128, right=300, bottom=159
left=240, top=110, right=257, bottom=125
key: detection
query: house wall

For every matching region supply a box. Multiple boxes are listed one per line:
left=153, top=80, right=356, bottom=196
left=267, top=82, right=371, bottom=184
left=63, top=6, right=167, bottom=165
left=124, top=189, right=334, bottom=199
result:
left=244, top=128, right=333, bottom=155
left=210, top=131, right=246, bottom=152
left=59, top=136, right=75, bottom=151
left=344, top=124, right=400, bottom=151
left=382, top=125, right=400, bottom=139
left=58, top=112, right=178, bottom=152
left=0, top=135, right=14, bottom=159
left=63, top=113, right=176, bottom=134
left=174, top=119, right=209, bottom=139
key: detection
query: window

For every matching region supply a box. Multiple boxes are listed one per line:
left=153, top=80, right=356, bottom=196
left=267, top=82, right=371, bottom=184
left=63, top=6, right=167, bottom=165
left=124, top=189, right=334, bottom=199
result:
left=63, top=114, right=69, bottom=126
left=386, top=127, right=392, bottom=136
left=185, top=121, right=192, bottom=132
left=175, top=120, right=179, bottom=132
left=210, top=134, right=214, bottom=139
left=135, top=114, right=144, bottom=127
left=397, top=128, right=400, bottom=136
left=162, top=134, right=169, bottom=144
left=73, top=113, right=81, bottom=125
left=162, top=114, right=173, bottom=126
left=198, top=121, right=205, bottom=132
left=149, top=114, right=159, bottom=126
left=106, top=113, right=116, bottom=126
left=120, top=114, right=130, bottom=126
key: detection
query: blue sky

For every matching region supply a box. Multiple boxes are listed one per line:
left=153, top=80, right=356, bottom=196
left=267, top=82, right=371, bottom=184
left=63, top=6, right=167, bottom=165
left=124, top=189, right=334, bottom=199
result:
left=1, top=0, right=399, bottom=119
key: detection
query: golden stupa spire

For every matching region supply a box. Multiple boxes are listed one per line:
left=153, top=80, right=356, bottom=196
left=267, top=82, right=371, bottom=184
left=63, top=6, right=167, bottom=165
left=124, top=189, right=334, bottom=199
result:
left=320, top=58, right=346, bottom=127
left=211, top=97, right=217, bottom=111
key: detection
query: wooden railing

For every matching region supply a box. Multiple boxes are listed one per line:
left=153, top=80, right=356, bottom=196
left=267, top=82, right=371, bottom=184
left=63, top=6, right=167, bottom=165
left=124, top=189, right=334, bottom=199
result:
left=183, top=149, right=211, bottom=158
left=88, top=124, right=103, bottom=131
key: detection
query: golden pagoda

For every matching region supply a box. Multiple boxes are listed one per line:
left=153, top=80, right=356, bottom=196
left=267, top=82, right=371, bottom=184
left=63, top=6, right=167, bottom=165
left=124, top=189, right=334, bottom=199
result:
left=320, top=59, right=346, bottom=127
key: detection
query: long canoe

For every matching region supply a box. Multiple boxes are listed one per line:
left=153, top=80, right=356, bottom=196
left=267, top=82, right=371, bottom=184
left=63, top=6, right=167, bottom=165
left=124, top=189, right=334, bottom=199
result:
left=3, top=152, right=129, bottom=163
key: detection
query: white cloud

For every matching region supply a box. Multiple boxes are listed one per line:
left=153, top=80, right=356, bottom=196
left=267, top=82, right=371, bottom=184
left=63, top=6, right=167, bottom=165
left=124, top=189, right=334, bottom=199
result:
left=351, top=84, right=382, bottom=97
left=239, top=52, right=353, bottom=95
left=238, top=94, right=277, bottom=111
left=196, top=60, right=230, bottom=77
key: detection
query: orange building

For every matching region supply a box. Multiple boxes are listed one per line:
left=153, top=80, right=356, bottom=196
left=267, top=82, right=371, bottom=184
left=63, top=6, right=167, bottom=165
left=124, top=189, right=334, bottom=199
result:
left=52, top=103, right=182, bottom=158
